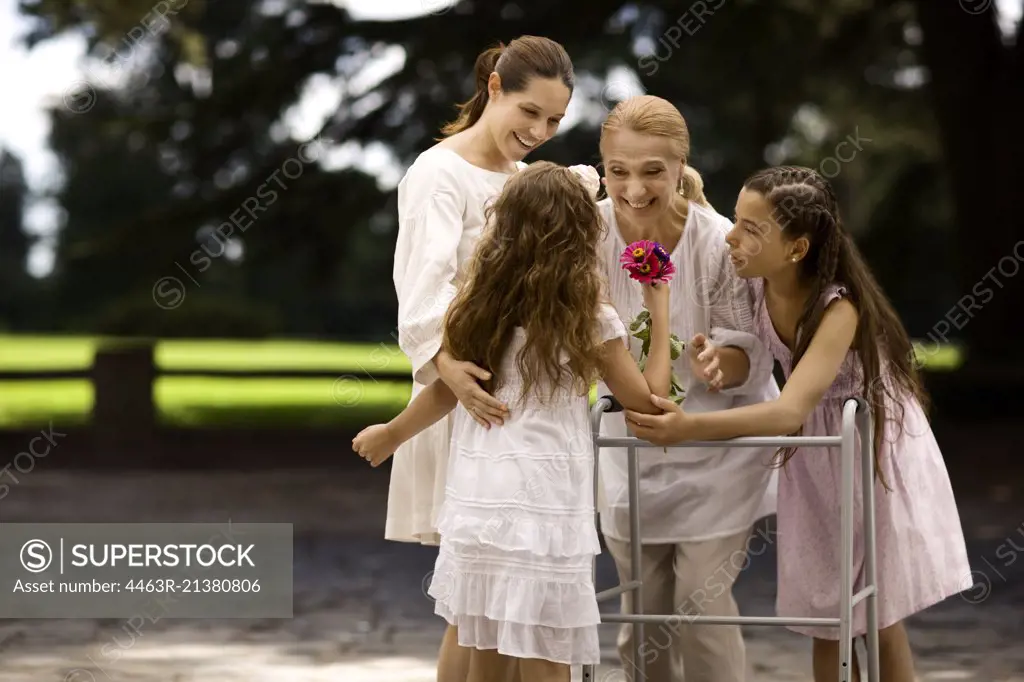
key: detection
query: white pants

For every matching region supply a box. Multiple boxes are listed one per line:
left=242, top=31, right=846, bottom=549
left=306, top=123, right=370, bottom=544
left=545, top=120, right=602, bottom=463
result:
left=603, top=528, right=752, bottom=682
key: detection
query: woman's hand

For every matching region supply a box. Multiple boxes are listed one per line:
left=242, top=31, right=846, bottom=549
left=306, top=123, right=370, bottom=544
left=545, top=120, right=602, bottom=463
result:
left=435, top=350, right=509, bottom=428
left=352, top=424, right=398, bottom=467
left=687, top=333, right=724, bottom=392
left=625, top=394, right=693, bottom=446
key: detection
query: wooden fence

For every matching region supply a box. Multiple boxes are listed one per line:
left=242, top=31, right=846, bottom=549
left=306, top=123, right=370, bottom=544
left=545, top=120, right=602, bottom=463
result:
left=0, top=344, right=411, bottom=468
left=1, top=344, right=1019, bottom=469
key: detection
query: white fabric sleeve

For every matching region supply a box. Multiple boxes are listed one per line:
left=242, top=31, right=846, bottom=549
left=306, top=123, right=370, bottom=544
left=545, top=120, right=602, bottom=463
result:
left=393, top=158, right=466, bottom=386
left=597, top=302, right=628, bottom=344
left=706, top=239, right=775, bottom=397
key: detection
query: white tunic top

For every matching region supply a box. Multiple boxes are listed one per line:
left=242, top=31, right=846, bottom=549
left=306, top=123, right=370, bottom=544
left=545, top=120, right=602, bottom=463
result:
left=595, top=198, right=781, bottom=543
left=386, top=146, right=524, bottom=546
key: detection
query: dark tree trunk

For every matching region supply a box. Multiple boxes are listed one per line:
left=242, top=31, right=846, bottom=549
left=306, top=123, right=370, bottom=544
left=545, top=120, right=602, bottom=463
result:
left=913, top=1, right=1024, bottom=367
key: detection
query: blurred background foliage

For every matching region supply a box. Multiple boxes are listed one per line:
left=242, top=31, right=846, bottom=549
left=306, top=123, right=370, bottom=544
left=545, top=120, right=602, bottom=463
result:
left=2, top=0, right=1020, bottom=361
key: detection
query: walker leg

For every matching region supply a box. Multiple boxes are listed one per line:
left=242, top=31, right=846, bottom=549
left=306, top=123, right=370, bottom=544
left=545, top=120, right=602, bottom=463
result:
left=587, top=406, right=604, bottom=682
left=627, top=444, right=645, bottom=681
left=859, top=404, right=880, bottom=682
left=839, top=400, right=857, bottom=680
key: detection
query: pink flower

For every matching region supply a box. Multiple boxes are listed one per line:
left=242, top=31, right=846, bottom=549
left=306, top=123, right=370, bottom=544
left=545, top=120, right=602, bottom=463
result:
left=619, top=240, right=676, bottom=284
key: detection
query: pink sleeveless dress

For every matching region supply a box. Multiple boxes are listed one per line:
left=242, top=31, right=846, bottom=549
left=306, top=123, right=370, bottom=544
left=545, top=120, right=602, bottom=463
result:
left=751, top=279, right=972, bottom=639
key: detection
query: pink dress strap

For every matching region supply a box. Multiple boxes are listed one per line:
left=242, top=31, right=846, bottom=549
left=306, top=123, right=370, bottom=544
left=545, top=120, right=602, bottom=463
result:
left=823, top=282, right=849, bottom=308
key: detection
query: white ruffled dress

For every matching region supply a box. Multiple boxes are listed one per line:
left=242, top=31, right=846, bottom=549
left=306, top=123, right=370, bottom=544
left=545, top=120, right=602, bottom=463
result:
left=426, top=304, right=627, bottom=665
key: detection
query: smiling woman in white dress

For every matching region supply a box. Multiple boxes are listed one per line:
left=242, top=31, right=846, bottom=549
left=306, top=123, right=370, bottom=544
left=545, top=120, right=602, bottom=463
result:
left=591, top=96, right=780, bottom=682
left=387, top=35, right=575, bottom=682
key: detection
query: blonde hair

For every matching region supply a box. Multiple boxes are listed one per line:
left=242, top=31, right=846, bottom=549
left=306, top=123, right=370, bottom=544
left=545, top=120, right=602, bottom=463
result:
left=600, top=95, right=710, bottom=208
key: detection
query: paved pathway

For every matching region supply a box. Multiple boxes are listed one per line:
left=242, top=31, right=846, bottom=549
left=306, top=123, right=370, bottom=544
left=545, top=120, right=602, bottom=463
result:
left=0, top=469, right=1021, bottom=681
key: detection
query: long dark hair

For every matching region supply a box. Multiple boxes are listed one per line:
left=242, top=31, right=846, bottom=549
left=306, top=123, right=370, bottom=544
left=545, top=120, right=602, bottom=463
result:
left=744, top=166, right=929, bottom=486
left=440, top=36, right=575, bottom=137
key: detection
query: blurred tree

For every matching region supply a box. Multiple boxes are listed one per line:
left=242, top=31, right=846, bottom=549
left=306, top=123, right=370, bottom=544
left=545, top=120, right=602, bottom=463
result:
left=0, top=149, right=35, bottom=329
left=606, top=1, right=956, bottom=335
left=21, top=0, right=399, bottom=336
left=18, top=0, right=208, bottom=66
left=911, top=0, right=1023, bottom=367
left=18, top=0, right=1013, bottom=365
left=336, top=0, right=1018, bottom=361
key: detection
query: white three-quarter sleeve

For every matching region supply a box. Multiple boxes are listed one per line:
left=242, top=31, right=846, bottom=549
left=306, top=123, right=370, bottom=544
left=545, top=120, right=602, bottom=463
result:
left=597, top=301, right=628, bottom=344
left=393, top=159, right=466, bottom=385
left=706, top=236, right=775, bottom=397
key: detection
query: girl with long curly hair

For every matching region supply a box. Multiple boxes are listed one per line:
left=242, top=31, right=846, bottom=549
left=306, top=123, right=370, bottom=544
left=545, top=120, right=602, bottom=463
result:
left=354, top=161, right=674, bottom=682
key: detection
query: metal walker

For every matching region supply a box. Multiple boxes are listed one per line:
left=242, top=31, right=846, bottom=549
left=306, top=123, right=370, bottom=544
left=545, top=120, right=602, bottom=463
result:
left=582, top=396, right=879, bottom=682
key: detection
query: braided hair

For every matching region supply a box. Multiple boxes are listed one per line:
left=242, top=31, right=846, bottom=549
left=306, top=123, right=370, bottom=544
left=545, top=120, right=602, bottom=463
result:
left=744, top=166, right=928, bottom=488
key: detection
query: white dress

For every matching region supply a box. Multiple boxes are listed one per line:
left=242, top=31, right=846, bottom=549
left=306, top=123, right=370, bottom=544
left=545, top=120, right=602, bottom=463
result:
left=595, top=198, right=781, bottom=544
left=387, top=147, right=525, bottom=546
left=427, top=304, right=628, bottom=666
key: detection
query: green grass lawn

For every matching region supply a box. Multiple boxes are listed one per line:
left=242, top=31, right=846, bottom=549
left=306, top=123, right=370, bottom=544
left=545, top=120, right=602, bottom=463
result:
left=0, top=335, right=415, bottom=428
left=0, top=335, right=413, bottom=373
left=0, top=335, right=964, bottom=429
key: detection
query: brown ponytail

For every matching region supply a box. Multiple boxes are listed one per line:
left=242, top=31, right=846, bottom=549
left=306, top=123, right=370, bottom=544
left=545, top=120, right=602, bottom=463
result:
left=440, top=44, right=505, bottom=136
left=440, top=36, right=575, bottom=138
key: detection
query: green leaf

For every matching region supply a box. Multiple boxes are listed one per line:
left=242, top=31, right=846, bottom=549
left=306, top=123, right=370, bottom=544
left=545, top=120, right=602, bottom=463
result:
left=669, top=335, right=684, bottom=360
left=668, top=370, right=686, bottom=405
left=629, top=309, right=651, bottom=332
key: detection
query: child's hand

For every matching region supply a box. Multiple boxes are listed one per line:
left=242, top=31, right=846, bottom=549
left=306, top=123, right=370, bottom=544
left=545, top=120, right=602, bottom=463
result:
left=352, top=424, right=398, bottom=467
left=687, top=333, right=724, bottom=391
left=641, top=281, right=670, bottom=316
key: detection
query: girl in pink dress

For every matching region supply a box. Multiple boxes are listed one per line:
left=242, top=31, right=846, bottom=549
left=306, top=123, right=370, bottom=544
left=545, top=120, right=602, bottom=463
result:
left=623, top=166, right=971, bottom=682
